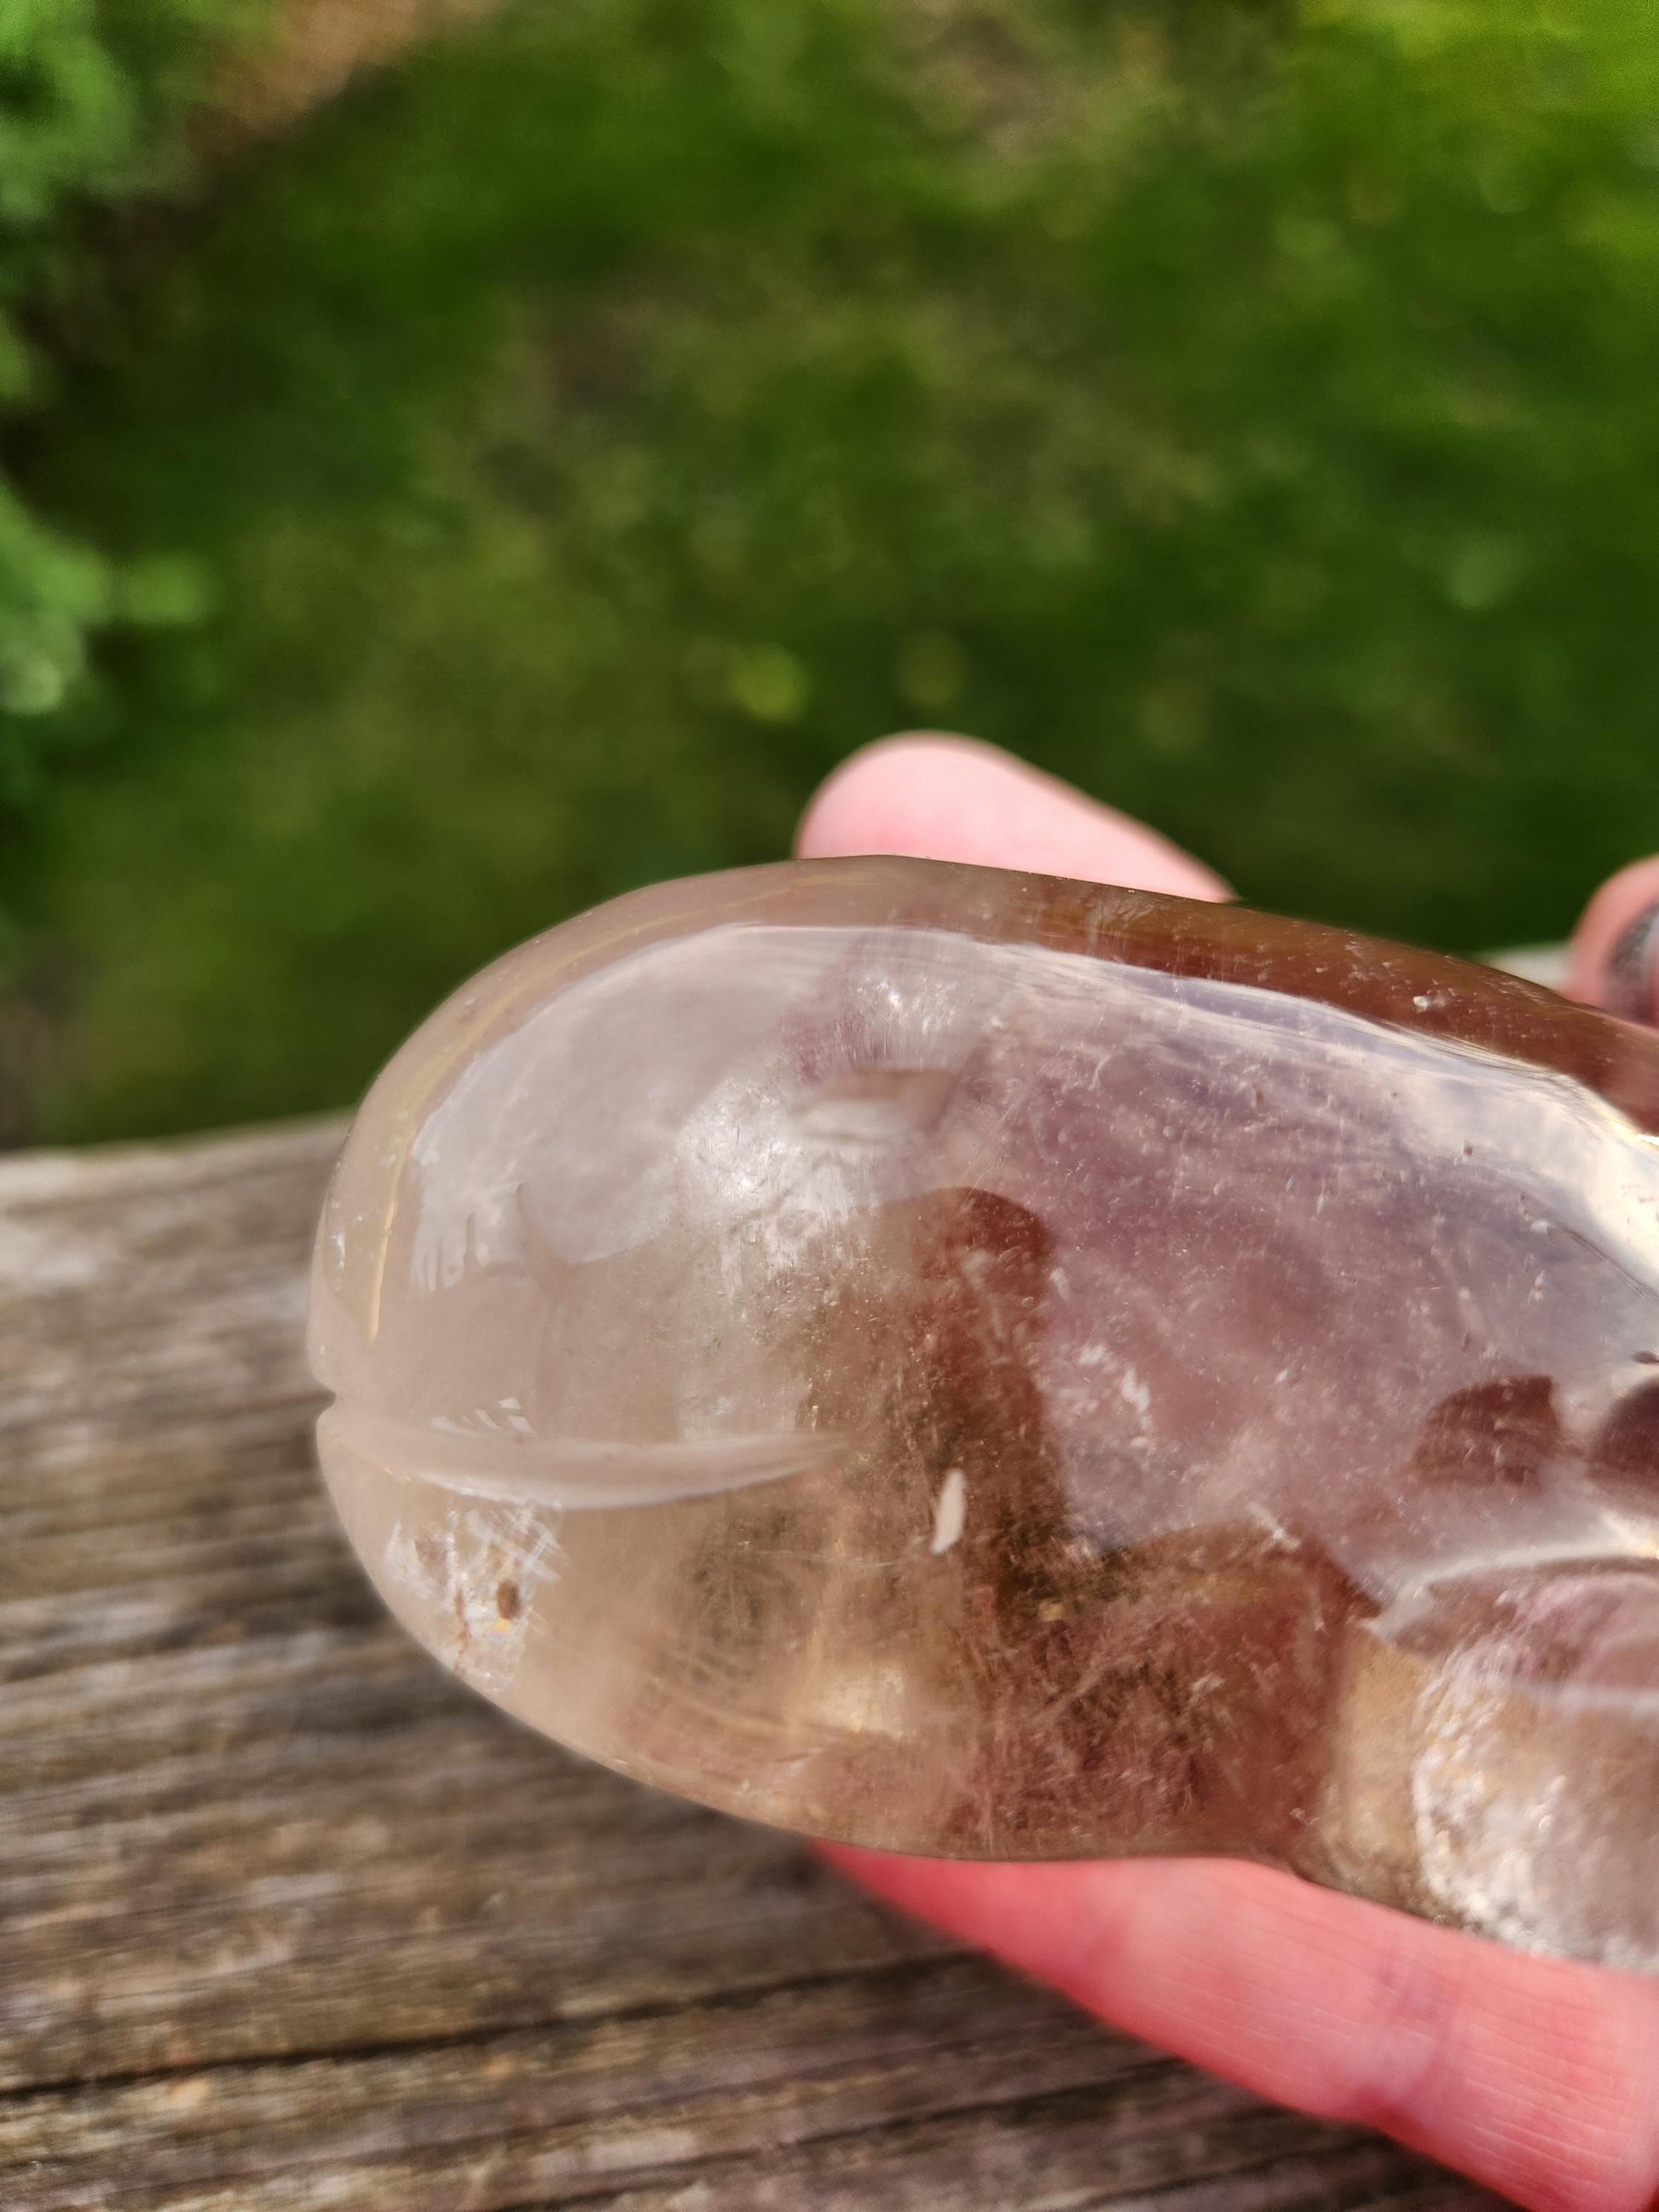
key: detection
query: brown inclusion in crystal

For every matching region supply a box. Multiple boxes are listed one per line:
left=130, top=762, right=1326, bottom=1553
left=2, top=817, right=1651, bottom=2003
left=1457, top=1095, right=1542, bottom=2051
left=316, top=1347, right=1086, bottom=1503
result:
left=309, top=858, right=1659, bottom=1970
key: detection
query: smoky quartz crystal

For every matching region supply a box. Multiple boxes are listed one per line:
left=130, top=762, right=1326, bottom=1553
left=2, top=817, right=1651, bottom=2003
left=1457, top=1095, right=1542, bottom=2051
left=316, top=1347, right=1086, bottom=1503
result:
left=309, top=858, right=1659, bottom=1969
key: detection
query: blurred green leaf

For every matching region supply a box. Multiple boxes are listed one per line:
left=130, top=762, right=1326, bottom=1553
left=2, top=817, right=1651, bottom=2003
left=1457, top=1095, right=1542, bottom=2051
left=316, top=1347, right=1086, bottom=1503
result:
left=0, top=0, right=263, bottom=855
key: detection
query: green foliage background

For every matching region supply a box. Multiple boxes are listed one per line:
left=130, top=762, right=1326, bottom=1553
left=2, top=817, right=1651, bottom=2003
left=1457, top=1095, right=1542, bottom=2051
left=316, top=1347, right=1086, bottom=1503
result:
left=8, top=0, right=1659, bottom=1141
left=0, top=0, right=253, bottom=794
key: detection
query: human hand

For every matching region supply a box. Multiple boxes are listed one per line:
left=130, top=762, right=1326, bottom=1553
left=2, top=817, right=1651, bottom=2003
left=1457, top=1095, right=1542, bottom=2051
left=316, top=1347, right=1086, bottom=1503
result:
left=796, top=733, right=1659, bottom=2212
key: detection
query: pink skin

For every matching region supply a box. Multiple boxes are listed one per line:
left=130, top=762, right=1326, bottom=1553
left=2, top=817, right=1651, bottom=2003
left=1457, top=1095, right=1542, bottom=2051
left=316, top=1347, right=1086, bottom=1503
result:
left=795, top=734, right=1659, bottom=2212
left=1566, top=854, right=1659, bottom=1014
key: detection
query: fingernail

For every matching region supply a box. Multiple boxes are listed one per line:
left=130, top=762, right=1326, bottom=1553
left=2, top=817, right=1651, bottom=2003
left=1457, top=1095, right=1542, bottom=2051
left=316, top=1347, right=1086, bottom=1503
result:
left=1602, top=899, right=1659, bottom=1025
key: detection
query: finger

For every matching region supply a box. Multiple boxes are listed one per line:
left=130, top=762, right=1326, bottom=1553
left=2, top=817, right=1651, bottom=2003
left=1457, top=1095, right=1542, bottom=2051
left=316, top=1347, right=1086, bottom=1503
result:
left=822, top=1848, right=1659, bottom=2212
left=1566, top=855, right=1659, bottom=1022
left=797, top=732, right=1231, bottom=902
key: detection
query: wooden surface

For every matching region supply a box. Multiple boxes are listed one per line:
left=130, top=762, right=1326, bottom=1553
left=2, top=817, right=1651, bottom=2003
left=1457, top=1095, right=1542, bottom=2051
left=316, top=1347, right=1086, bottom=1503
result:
left=0, top=1120, right=1496, bottom=2210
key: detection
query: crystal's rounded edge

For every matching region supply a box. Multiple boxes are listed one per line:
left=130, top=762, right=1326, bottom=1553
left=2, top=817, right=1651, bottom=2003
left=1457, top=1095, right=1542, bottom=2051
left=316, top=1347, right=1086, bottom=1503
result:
left=307, top=846, right=1659, bottom=1406
left=311, top=857, right=1659, bottom=1377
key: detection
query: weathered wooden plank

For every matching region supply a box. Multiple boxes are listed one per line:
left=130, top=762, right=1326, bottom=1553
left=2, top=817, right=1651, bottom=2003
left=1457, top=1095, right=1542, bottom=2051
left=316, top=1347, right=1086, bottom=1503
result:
left=0, top=1121, right=1495, bottom=2206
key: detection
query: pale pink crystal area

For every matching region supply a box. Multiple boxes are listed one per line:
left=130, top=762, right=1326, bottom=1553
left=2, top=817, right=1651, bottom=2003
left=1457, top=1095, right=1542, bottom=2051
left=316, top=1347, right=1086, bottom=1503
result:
left=309, top=858, right=1659, bottom=1969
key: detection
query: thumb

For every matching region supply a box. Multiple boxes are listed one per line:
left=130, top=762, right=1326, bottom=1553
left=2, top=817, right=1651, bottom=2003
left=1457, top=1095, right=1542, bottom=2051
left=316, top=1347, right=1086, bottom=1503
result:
left=797, top=733, right=1231, bottom=903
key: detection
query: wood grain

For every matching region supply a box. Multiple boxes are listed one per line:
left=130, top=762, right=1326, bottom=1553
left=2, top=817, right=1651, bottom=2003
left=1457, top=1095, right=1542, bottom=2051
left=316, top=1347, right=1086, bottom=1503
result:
left=0, top=1121, right=1494, bottom=2209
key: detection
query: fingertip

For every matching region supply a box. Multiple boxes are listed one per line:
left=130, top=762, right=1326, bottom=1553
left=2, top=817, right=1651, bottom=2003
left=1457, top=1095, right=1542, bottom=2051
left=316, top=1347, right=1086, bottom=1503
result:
left=1565, top=854, right=1659, bottom=1017
left=797, top=733, right=1231, bottom=903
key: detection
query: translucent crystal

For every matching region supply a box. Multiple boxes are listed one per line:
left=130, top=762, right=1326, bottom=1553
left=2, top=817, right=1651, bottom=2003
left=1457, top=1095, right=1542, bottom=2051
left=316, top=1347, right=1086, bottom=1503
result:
left=309, top=858, right=1659, bottom=1969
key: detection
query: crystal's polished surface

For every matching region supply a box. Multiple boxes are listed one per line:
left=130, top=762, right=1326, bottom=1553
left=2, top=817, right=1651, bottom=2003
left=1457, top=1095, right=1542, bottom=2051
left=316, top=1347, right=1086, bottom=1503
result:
left=309, top=858, right=1659, bottom=1968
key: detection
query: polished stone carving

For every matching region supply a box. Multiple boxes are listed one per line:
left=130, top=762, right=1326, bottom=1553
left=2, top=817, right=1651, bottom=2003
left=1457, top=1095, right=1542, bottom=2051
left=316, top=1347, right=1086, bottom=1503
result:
left=309, top=858, right=1659, bottom=1968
